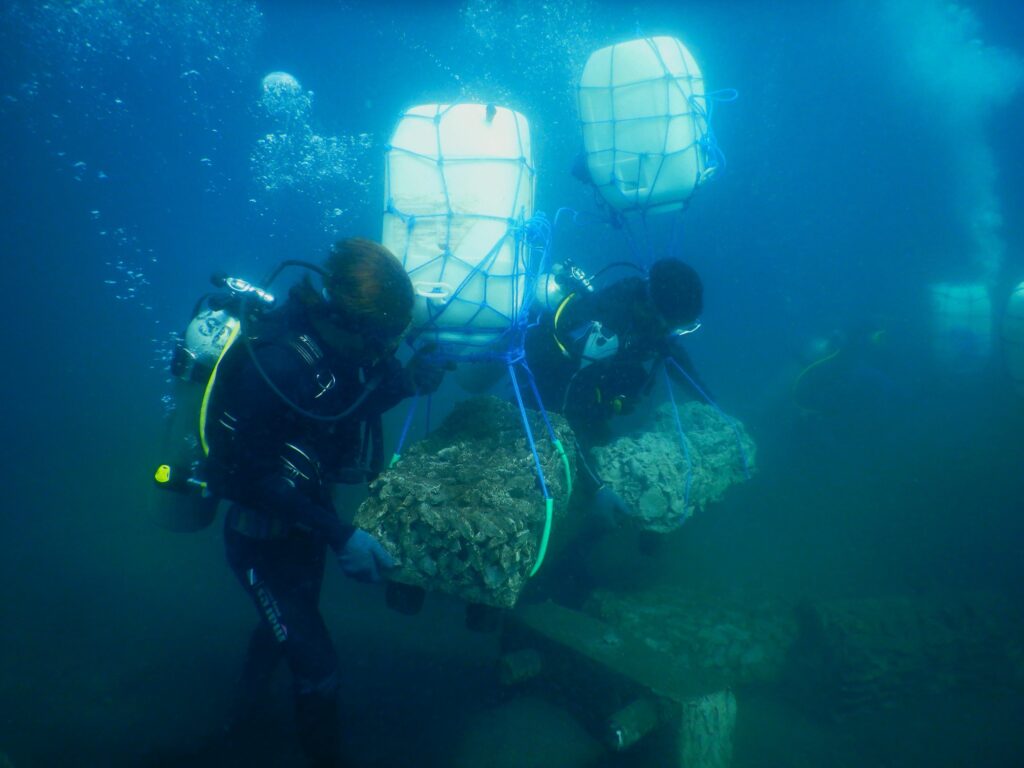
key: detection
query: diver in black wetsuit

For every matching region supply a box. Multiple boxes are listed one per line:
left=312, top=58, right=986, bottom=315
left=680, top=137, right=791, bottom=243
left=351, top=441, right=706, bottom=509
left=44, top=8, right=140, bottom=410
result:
left=203, top=238, right=444, bottom=767
left=528, top=259, right=708, bottom=441
left=525, top=257, right=710, bottom=528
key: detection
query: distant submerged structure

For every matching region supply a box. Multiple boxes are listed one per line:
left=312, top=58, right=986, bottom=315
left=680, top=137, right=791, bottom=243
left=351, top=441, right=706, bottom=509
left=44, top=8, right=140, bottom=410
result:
left=884, top=0, right=1023, bottom=287
left=929, top=282, right=993, bottom=375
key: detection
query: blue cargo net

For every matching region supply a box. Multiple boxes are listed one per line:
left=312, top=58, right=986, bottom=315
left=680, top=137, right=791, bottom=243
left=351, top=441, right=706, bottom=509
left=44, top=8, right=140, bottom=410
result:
left=384, top=104, right=538, bottom=359
left=541, top=204, right=750, bottom=527
left=662, top=358, right=752, bottom=525
left=385, top=109, right=569, bottom=574
left=577, top=37, right=736, bottom=219
left=577, top=37, right=736, bottom=269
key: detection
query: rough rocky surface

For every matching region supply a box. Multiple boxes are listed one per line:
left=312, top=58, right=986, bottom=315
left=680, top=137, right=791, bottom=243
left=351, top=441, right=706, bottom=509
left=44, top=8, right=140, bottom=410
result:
left=355, top=396, right=577, bottom=608
left=590, top=402, right=756, bottom=532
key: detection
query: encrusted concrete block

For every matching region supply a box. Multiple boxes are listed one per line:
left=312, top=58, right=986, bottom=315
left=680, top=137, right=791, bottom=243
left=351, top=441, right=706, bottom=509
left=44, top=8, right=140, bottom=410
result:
left=591, top=402, right=755, bottom=532
left=355, top=396, right=577, bottom=607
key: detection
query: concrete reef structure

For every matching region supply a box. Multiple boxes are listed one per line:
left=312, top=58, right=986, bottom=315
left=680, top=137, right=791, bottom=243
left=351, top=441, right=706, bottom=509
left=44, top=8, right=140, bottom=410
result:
left=592, top=402, right=756, bottom=532
left=355, top=396, right=577, bottom=608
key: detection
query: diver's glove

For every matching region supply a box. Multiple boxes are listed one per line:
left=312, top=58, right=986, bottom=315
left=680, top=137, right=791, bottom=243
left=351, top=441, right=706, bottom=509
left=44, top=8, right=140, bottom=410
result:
left=337, top=529, right=397, bottom=583
left=405, top=345, right=449, bottom=395
left=592, top=484, right=629, bottom=530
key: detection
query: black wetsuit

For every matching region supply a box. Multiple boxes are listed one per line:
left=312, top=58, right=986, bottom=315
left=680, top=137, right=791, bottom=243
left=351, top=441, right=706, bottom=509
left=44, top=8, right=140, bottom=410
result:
left=204, top=297, right=414, bottom=765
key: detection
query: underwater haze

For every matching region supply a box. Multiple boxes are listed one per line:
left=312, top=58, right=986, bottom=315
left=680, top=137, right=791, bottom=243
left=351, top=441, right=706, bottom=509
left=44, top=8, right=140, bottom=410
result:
left=2, top=1, right=1024, bottom=766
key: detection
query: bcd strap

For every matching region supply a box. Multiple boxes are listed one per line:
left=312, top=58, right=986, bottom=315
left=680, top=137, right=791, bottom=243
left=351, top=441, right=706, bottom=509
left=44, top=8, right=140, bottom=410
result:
left=551, top=292, right=578, bottom=357
left=288, top=334, right=337, bottom=400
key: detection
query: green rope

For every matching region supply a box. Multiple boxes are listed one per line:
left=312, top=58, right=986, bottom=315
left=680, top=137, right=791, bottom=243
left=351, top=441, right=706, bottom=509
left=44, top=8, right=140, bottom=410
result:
left=552, top=438, right=572, bottom=497
left=529, top=498, right=555, bottom=577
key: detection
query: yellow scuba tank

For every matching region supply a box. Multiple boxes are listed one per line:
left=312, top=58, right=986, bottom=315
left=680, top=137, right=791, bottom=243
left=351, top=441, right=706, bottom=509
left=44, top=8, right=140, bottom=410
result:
left=149, top=307, right=239, bottom=532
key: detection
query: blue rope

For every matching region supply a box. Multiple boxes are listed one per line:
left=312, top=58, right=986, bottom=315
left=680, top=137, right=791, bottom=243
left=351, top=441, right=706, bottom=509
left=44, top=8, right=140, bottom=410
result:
left=383, top=105, right=564, bottom=578
left=662, top=363, right=694, bottom=515
left=390, top=393, right=420, bottom=467
left=518, top=213, right=548, bottom=320
left=665, top=355, right=752, bottom=479
left=552, top=206, right=580, bottom=231
left=692, top=88, right=737, bottom=174
left=508, top=361, right=556, bottom=578
left=521, top=359, right=574, bottom=498
left=526, top=210, right=551, bottom=252
left=520, top=359, right=559, bottom=444
left=508, top=363, right=551, bottom=501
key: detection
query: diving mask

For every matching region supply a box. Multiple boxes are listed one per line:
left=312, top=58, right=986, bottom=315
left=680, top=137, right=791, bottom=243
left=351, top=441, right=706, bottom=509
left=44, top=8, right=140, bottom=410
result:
left=668, top=319, right=702, bottom=339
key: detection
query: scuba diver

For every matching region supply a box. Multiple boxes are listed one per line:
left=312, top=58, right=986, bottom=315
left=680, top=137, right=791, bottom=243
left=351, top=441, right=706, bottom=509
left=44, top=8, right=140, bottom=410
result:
left=791, top=323, right=909, bottom=451
left=524, top=256, right=711, bottom=558
left=528, top=257, right=709, bottom=429
left=793, top=325, right=895, bottom=414
left=201, top=238, right=445, bottom=766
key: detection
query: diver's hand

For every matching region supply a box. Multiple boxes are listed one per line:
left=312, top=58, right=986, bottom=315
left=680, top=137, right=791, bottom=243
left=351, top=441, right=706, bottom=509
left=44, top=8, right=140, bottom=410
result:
left=593, top=484, right=629, bottom=530
left=337, top=529, right=397, bottom=583
left=406, top=345, right=450, bottom=395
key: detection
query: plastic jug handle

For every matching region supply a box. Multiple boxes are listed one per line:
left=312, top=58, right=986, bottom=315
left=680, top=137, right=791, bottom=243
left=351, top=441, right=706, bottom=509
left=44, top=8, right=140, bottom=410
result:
left=414, top=282, right=452, bottom=304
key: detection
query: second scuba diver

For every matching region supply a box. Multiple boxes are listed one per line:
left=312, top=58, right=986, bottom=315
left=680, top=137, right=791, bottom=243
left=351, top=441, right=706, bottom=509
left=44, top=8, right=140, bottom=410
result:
left=525, top=256, right=711, bottom=550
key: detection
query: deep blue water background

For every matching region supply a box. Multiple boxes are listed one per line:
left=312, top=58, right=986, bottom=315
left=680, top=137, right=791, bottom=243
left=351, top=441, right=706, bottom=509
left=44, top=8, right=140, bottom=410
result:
left=1, top=1, right=1023, bottom=766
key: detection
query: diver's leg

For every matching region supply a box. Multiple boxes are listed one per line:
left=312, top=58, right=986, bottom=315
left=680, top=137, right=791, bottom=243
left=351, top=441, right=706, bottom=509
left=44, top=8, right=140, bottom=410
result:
left=224, top=526, right=288, bottom=734
left=294, top=682, right=341, bottom=768
left=228, top=621, right=285, bottom=728
left=266, top=533, right=341, bottom=767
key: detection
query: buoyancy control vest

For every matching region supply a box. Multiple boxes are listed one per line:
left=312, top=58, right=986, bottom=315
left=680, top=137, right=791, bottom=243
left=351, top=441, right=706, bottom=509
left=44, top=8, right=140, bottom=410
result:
left=149, top=270, right=385, bottom=533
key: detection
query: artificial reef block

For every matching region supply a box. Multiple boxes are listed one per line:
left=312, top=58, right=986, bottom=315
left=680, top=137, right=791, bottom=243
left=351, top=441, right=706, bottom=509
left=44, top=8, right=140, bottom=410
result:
left=591, top=402, right=755, bottom=533
left=355, top=396, right=576, bottom=608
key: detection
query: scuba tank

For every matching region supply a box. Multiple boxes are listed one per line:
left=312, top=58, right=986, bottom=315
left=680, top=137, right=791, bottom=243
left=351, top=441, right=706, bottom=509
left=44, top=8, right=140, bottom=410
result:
left=149, top=274, right=275, bottom=532
left=533, top=259, right=595, bottom=313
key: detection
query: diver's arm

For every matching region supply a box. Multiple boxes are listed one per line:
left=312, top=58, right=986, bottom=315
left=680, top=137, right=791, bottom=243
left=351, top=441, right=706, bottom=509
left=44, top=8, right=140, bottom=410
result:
left=574, top=439, right=604, bottom=493
left=358, top=355, right=417, bottom=413
left=254, top=471, right=355, bottom=551
left=216, top=345, right=356, bottom=551
left=574, top=437, right=629, bottom=530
